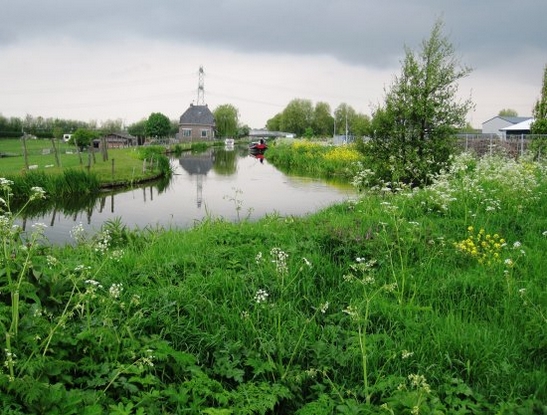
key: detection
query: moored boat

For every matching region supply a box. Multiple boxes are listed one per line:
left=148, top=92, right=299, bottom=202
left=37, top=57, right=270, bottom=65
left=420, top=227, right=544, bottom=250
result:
left=249, top=139, right=268, bottom=152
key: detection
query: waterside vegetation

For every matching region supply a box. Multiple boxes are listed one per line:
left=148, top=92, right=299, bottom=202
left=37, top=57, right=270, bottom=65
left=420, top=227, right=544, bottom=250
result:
left=0, top=140, right=174, bottom=202
left=1, top=148, right=546, bottom=414
left=2, top=17, right=547, bottom=413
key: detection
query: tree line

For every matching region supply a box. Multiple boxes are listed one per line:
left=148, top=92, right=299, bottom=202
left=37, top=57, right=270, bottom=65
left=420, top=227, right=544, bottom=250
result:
left=266, top=100, right=371, bottom=138
left=3, top=17, right=546, bottom=179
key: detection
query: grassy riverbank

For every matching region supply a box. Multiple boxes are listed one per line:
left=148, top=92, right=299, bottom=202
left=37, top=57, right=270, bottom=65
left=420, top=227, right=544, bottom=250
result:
left=0, top=139, right=175, bottom=201
left=1, top=149, right=546, bottom=413
left=266, top=140, right=362, bottom=179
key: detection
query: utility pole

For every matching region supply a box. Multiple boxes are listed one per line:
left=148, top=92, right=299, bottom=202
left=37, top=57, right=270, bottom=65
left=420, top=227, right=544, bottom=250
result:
left=197, top=66, right=205, bottom=105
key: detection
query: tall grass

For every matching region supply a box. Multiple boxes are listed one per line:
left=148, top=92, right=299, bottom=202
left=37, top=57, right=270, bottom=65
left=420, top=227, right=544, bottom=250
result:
left=0, top=151, right=546, bottom=413
left=4, top=169, right=101, bottom=202
left=267, top=141, right=361, bottom=179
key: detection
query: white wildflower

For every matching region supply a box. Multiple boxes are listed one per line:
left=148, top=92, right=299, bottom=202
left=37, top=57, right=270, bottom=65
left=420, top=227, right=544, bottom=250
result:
left=109, top=283, right=123, bottom=299
left=408, top=373, right=431, bottom=394
left=31, top=222, right=47, bottom=233
left=0, top=178, right=14, bottom=188
left=319, top=301, right=329, bottom=314
left=254, top=289, right=269, bottom=304
left=70, top=223, right=87, bottom=244
left=342, top=305, right=359, bottom=319
left=270, top=247, right=288, bottom=275
left=29, top=186, right=46, bottom=201
left=110, top=249, right=124, bottom=262
left=46, top=255, right=58, bottom=267
left=401, top=349, right=414, bottom=359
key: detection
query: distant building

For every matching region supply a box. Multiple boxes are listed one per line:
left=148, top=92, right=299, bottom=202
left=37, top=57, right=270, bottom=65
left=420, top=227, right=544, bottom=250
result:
left=482, top=116, right=532, bottom=138
left=500, top=118, right=534, bottom=136
left=178, top=104, right=216, bottom=142
left=93, top=132, right=137, bottom=149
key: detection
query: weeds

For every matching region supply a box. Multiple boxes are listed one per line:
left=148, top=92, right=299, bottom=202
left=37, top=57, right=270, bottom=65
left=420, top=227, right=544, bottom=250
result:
left=1, top=148, right=547, bottom=413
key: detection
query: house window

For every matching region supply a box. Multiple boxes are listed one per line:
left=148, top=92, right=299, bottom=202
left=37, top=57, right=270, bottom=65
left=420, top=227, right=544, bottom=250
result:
left=201, top=129, right=208, bottom=138
left=182, top=129, right=192, bottom=137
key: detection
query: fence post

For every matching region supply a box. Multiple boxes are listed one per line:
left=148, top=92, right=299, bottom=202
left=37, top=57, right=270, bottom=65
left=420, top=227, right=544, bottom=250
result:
left=111, top=158, right=115, bottom=180
left=21, top=135, right=29, bottom=170
left=50, top=137, right=61, bottom=167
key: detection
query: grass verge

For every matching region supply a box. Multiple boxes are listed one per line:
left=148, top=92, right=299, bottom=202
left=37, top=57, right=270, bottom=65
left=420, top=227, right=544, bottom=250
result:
left=0, top=152, right=546, bottom=413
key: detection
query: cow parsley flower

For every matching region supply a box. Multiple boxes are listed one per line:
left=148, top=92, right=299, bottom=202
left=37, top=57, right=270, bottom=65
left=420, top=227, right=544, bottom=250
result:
left=254, top=289, right=269, bottom=304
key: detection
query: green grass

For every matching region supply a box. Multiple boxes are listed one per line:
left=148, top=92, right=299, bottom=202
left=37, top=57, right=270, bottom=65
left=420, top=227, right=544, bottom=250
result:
left=0, top=138, right=166, bottom=185
left=1, top=151, right=546, bottom=413
left=0, top=139, right=174, bottom=205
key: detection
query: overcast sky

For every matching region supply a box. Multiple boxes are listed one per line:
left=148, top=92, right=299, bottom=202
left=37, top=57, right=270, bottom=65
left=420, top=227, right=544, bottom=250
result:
left=1, top=0, right=546, bottom=130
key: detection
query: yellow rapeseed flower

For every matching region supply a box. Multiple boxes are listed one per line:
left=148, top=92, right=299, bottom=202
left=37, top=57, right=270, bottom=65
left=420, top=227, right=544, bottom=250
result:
left=455, top=226, right=506, bottom=266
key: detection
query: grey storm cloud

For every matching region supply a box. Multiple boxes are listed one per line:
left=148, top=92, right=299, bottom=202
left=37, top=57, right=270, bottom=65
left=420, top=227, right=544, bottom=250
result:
left=2, top=0, right=546, bottom=70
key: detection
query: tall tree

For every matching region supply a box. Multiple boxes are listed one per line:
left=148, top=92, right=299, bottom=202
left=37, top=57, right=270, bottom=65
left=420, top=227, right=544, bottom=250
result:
left=312, top=101, right=333, bottom=137
left=366, top=19, right=473, bottom=186
left=334, top=103, right=357, bottom=136
left=280, top=99, right=313, bottom=136
left=352, top=113, right=372, bottom=137
left=498, top=108, right=518, bottom=117
left=72, top=128, right=98, bottom=151
left=266, top=113, right=282, bottom=132
left=128, top=119, right=147, bottom=142
left=214, top=104, right=239, bottom=138
left=100, top=119, right=124, bottom=134
left=531, top=64, right=547, bottom=134
left=145, top=112, right=171, bottom=139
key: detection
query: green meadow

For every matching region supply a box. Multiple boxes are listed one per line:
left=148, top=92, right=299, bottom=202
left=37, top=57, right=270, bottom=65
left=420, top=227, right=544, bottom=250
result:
left=0, top=139, right=176, bottom=201
left=1, top=143, right=546, bottom=414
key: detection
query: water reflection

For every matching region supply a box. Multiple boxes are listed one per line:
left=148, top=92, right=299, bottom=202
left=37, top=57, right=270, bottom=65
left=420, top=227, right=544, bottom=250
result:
left=16, top=146, right=355, bottom=245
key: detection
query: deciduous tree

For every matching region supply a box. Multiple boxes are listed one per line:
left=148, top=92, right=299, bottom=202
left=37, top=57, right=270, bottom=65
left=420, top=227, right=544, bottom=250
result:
left=71, top=128, right=97, bottom=150
left=531, top=64, right=547, bottom=134
left=334, top=103, right=359, bottom=136
left=145, top=112, right=171, bottom=139
left=498, top=108, right=518, bottom=117
left=266, top=113, right=282, bottom=132
left=214, top=104, right=239, bottom=138
left=280, top=99, right=313, bottom=137
left=366, top=19, right=473, bottom=186
left=128, top=119, right=147, bottom=143
left=312, top=101, right=333, bottom=137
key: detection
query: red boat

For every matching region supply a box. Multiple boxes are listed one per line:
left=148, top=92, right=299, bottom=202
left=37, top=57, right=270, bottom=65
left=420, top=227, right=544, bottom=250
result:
left=249, top=139, right=268, bottom=152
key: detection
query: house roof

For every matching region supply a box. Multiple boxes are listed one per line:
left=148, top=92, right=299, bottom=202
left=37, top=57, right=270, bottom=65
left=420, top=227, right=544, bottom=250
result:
left=103, top=132, right=136, bottom=139
left=482, top=115, right=532, bottom=125
left=178, top=153, right=214, bottom=175
left=179, top=104, right=215, bottom=125
left=500, top=118, right=534, bottom=131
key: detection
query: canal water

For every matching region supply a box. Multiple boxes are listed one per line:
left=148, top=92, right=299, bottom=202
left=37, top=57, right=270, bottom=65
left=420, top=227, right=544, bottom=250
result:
left=19, top=146, right=357, bottom=245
